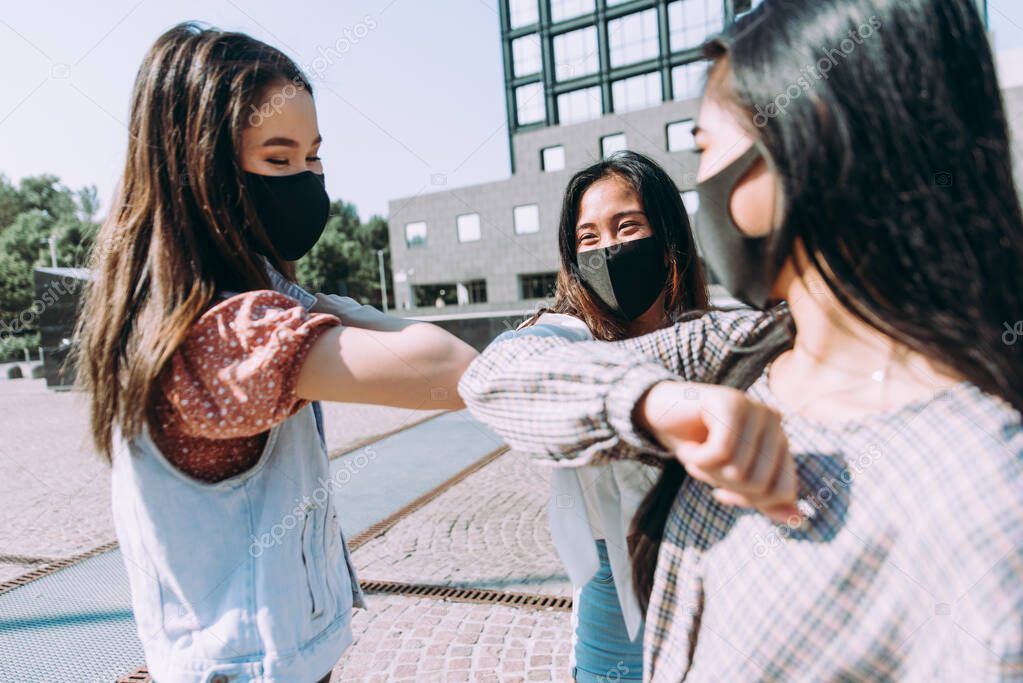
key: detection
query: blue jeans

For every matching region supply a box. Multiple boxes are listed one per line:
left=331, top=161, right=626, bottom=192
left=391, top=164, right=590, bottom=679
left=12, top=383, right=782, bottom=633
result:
left=572, top=540, right=644, bottom=682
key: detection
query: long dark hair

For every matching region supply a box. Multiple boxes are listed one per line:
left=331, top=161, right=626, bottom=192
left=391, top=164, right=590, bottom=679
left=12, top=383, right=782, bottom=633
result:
left=535, top=150, right=708, bottom=341
left=75, top=22, right=312, bottom=459
left=631, top=0, right=1023, bottom=612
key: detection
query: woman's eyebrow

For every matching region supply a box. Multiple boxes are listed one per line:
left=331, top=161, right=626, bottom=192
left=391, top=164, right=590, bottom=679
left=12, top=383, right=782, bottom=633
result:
left=576, top=210, right=644, bottom=231
left=261, top=134, right=323, bottom=148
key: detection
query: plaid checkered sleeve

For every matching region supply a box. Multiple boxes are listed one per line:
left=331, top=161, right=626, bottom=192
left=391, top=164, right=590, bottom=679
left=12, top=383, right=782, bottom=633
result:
left=462, top=302, right=1023, bottom=681
left=458, top=307, right=776, bottom=467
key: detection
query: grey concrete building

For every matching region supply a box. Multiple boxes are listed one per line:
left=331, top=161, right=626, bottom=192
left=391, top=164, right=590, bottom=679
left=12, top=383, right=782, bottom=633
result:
left=386, top=0, right=1010, bottom=314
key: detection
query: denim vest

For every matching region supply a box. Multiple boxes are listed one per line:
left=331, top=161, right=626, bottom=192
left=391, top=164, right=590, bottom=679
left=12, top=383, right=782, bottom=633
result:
left=110, top=270, right=366, bottom=683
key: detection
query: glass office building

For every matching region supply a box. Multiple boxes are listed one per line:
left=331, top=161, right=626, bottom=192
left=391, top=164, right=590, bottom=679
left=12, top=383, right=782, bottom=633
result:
left=502, top=0, right=756, bottom=170
left=386, top=0, right=1001, bottom=311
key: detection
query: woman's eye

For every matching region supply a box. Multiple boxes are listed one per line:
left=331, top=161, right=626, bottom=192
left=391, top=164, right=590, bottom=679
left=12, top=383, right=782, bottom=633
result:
left=307, top=156, right=321, bottom=162
left=267, top=158, right=288, bottom=166
left=619, top=223, right=639, bottom=232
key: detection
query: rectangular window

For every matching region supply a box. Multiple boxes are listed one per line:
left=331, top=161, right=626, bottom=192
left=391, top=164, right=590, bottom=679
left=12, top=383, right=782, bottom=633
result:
left=514, top=204, right=541, bottom=234
left=601, top=132, right=627, bottom=158
left=516, top=81, right=546, bottom=125
left=404, top=221, right=427, bottom=248
left=667, top=118, right=697, bottom=151
left=462, top=279, right=488, bottom=304
left=668, top=0, right=725, bottom=53
left=541, top=145, right=566, bottom=172
left=512, top=34, right=542, bottom=76
left=413, top=283, right=456, bottom=308
left=456, top=213, right=482, bottom=243
left=608, top=9, right=660, bottom=67
left=509, top=0, right=539, bottom=28
left=550, top=0, right=595, bottom=23
left=612, top=71, right=662, bottom=113
left=671, top=61, right=708, bottom=101
left=558, top=86, right=603, bottom=125
left=519, top=272, right=559, bottom=299
left=553, top=26, right=599, bottom=81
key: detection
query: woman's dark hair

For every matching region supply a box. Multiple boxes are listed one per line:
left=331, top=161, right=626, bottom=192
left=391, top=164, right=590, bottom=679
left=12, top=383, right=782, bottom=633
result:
left=631, top=0, right=1023, bottom=612
left=533, top=150, right=709, bottom=341
left=75, top=22, right=313, bottom=458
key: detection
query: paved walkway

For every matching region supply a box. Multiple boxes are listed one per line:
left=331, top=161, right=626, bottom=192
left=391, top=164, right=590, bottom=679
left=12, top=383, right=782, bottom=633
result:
left=0, top=377, right=443, bottom=582
left=333, top=449, right=575, bottom=682
left=0, top=382, right=579, bottom=682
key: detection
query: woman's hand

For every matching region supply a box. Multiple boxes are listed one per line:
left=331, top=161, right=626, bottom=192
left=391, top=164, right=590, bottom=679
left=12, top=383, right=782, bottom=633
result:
left=635, top=381, right=801, bottom=524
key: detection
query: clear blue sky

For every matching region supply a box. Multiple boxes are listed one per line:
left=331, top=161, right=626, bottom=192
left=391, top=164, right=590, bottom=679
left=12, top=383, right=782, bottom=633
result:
left=0, top=0, right=510, bottom=221
left=2, top=1, right=1022, bottom=222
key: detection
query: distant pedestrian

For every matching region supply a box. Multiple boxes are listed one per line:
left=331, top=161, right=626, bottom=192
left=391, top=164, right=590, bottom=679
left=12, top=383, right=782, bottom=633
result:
left=505, top=150, right=710, bottom=683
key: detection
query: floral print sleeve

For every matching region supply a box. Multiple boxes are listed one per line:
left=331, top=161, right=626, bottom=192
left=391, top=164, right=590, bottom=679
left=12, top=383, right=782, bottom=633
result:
left=151, top=290, right=340, bottom=482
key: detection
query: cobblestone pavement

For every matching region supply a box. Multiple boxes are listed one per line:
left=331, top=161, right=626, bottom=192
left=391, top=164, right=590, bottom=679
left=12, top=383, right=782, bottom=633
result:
left=334, top=596, right=573, bottom=683
left=352, top=449, right=572, bottom=596
left=2, top=378, right=582, bottom=681
left=0, top=378, right=442, bottom=582
left=331, top=450, right=578, bottom=682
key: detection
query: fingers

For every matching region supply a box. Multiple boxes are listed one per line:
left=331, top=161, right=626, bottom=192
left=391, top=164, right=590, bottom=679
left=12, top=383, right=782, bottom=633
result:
left=713, top=488, right=802, bottom=525
left=719, top=402, right=769, bottom=483
left=671, top=384, right=801, bottom=523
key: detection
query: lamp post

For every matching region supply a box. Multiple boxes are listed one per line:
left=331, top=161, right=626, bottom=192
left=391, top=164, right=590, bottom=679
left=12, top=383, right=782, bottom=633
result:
left=376, top=248, right=389, bottom=313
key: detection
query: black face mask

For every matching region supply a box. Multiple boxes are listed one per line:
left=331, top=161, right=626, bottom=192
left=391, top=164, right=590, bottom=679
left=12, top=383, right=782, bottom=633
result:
left=245, top=170, right=330, bottom=261
left=576, top=235, right=668, bottom=321
left=694, top=144, right=785, bottom=309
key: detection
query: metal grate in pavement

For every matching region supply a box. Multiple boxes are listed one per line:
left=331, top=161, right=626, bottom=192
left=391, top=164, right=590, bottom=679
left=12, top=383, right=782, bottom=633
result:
left=0, top=541, right=119, bottom=597
left=113, top=444, right=511, bottom=683
left=358, top=579, right=573, bottom=611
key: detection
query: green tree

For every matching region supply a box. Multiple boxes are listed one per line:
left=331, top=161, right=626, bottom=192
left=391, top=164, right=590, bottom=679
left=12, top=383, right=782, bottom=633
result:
left=295, top=202, right=392, bottom=307
left=0, top=175, right=99, bottom=326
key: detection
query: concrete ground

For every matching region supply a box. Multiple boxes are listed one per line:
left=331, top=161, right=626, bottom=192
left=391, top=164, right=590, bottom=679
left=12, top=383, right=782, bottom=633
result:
left=336, top=450, right=575, bottom=682
left=0, top=377, right=581, bottom=682
left=0, top=377, right=443, bottom=583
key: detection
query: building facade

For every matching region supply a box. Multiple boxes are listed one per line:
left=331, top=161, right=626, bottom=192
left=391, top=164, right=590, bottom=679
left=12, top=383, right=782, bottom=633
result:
left=385, top=0, right=1003, bottom=313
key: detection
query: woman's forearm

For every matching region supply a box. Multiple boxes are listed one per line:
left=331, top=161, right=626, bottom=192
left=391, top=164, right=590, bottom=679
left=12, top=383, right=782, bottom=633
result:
left=458, top=328, right=679, bottom=465
left=458, top=307, right=778, bottom=465
left=297, top=322, right=477, bottom=410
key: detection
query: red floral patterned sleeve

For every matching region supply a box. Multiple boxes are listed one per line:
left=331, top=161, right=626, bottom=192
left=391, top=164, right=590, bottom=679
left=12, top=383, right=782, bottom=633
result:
left=151, top=290, right=340, bottom=482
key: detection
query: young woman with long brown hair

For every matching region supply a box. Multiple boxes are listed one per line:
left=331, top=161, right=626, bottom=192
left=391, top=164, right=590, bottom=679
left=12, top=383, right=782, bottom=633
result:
left=509, top=151, right=708, bottom=682
left=460, top=0, right=1023, bottom=679
left=74, top=23, right=476, bottom=682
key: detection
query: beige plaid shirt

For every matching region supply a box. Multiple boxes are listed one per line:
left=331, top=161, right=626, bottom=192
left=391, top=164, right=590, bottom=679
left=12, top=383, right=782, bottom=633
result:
left=459, top=308, right=1023, bottom=682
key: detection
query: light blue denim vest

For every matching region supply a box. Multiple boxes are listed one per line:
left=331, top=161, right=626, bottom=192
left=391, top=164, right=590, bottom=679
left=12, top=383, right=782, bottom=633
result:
left=110, top=269, right=366, bottom=683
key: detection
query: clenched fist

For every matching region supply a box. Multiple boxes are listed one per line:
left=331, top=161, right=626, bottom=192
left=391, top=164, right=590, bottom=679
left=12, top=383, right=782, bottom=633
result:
left=636, top=381, right=801, bottom=524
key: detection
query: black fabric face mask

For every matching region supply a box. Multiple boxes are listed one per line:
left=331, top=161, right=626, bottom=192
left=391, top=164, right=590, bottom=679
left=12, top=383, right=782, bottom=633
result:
left=694, top=144, right=785, bottom=309
left=576, top=235, right=669, bottom=321
left=245, top=170, right=330, bottom=261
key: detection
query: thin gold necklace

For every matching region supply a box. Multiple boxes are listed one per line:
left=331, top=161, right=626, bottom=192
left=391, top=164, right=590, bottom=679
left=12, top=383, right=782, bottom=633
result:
left=779, top=343, right=903, bottom=416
